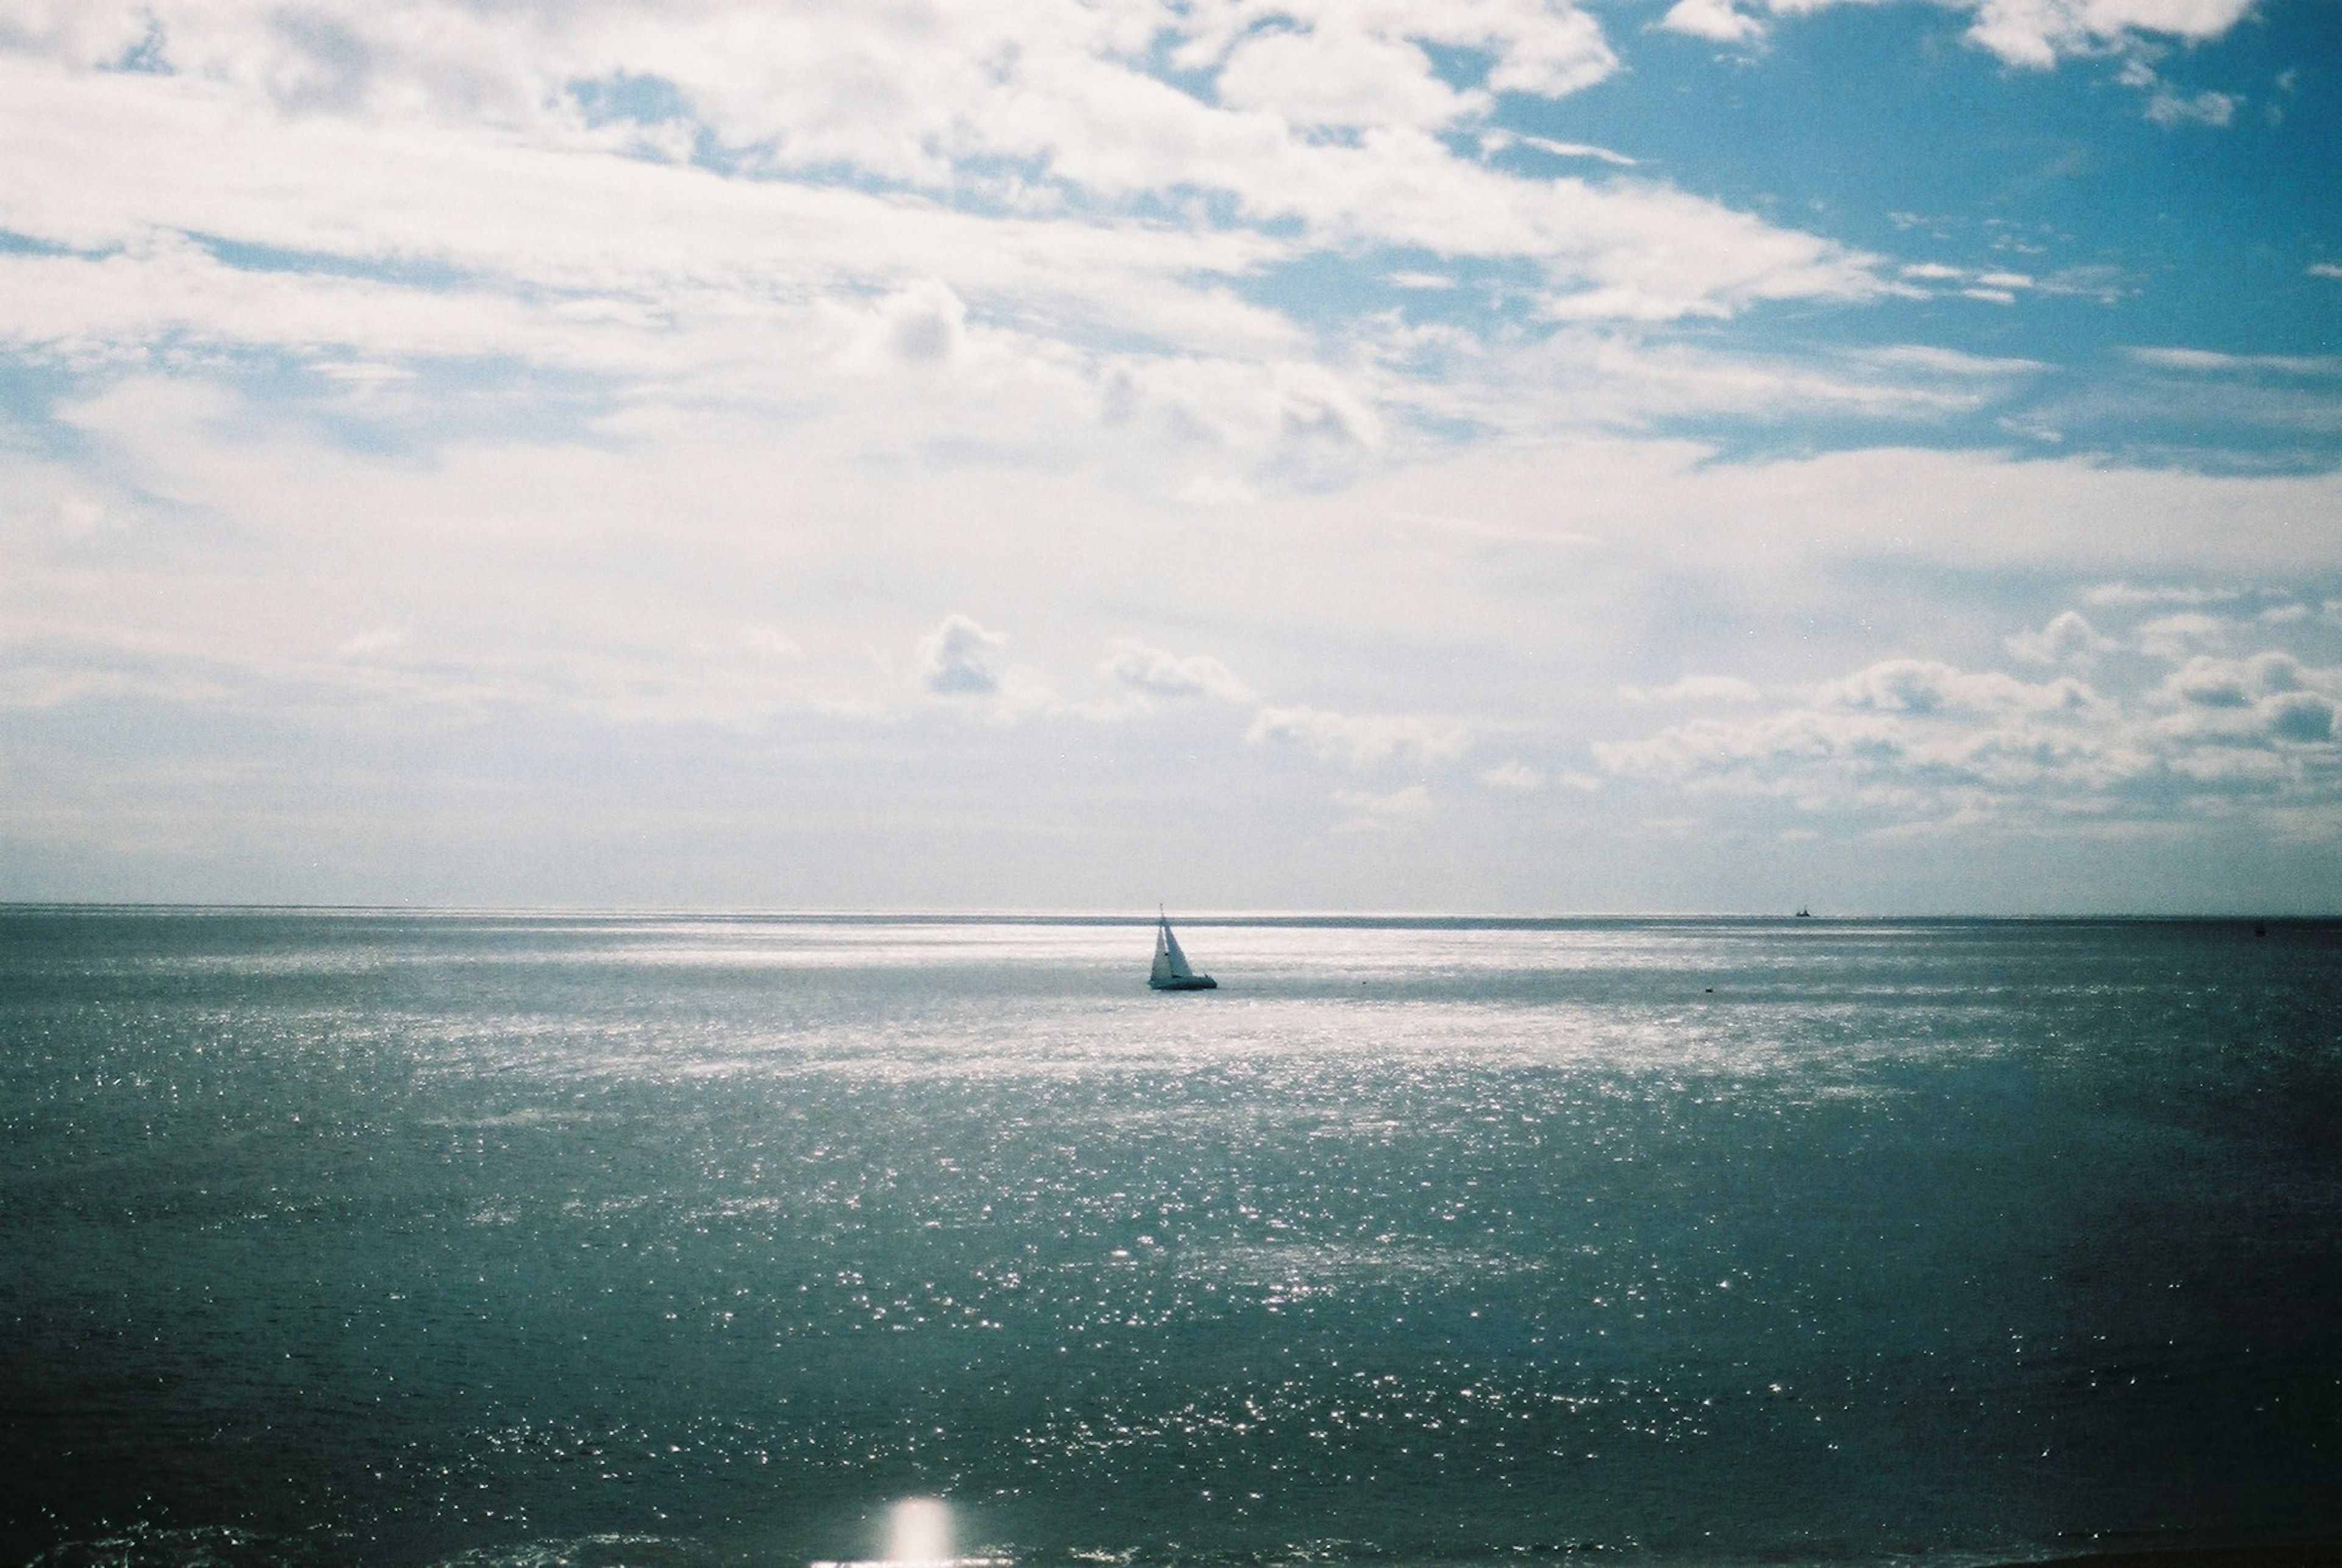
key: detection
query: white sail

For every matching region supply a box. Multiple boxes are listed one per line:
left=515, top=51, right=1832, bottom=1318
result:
left=1148, top=913, right=1215, bottom=989
left=1154, top=918, right=1193, bottom=982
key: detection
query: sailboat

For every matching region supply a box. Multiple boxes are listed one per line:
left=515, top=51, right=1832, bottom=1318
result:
left=1148, top=911, right=1217, bottom=991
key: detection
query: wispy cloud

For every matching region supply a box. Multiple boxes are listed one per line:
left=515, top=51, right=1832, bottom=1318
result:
left=1621, top=675, right=1766, bottom=704
left=1104, top=642, right=1255, bottom=703
left=1332, top=783, right=1436, bottom=832
left=2143, top=87, right=2238, bottom=128
left=1478, top=762, right=1546, bottom=791
left=2126, top=348, right=2342, bottom=378
left=1662, top=0, right=2259, bottom=69
left=1248, top=706, right=1472, bottom=768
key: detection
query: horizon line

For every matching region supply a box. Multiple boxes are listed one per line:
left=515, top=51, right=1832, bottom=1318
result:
left=1, top=901, right=2333, bottom=923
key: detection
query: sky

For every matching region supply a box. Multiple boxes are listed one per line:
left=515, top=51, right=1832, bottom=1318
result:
left=2, top=0, right=2339, bottom=914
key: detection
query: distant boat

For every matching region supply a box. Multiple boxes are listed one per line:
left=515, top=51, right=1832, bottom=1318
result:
left=1794, top=907, right=1811, bottom=918
left=1148, top=912, right=1217, bottom=991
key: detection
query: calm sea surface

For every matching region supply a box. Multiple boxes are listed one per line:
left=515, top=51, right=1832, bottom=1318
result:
left=2, top=912, right=2337, bottom=1568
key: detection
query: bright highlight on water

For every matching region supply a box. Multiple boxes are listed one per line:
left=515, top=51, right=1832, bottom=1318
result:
left=878, top=1499, right=952, bottom=1567
left=2, top=910, right=2336, bottom=1568
left=809, top=1497, right=1007, bottom=1568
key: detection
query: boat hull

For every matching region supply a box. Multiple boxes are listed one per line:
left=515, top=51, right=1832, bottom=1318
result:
left=1149, top=975, right=1217, bottom=990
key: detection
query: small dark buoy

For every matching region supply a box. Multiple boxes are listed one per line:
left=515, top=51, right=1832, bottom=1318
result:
left=2254, top=923, right=2268, bottom=937
left=1704, top=987, right=1714, bottom=993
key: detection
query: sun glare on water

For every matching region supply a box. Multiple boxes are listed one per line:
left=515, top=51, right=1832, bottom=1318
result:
left=809, top=1497, right=1009, bottom=1568
left=885, top=1499, right=951, bottom=1565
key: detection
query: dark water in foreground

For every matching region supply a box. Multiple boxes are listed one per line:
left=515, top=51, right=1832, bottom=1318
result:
left=2, top=911, right=2337, bottom=1568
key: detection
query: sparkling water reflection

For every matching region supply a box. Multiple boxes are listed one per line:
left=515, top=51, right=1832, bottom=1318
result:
left=2, top=912, right=2337, bottom=1568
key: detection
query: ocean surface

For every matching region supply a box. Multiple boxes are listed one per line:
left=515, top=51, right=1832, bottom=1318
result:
left=2, top=911, right=2337, bottom=1568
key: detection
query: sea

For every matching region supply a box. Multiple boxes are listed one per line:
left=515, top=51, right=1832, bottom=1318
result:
left=2, top=911, right=2337, bottom=1568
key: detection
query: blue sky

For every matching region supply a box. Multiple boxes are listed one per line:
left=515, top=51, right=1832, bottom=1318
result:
left=1, top=0, right=2338, bottom=912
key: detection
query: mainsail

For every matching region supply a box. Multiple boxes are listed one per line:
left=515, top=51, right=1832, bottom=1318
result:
left=1148, top=913, right=1216, bottom=990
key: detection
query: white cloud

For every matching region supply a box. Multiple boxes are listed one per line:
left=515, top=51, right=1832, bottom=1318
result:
left=1622, top=675, right=1766, bottom=704
left=2144, top=88, right=2238, bottom=128
left=6, top=354, right=2340, bottom=908
left=1216, top=26, right=1483, bottom=130
left=1478, top=131, right=1638, bottom=167
left=1247, top=705, right=1470, bottom=767
left=2006, top=609, right=2116, bottom=664
left=1479, top=761, right=1545, bottom=790
left=51, top=495, right=110, bottom=537
left=2134, top=612, right=2230, bottom=659
left=1331, top=782, right=1435, bottom=832
left=1659, top=0, right=2256, bottom=67
left=2126, top=347, right=2342, bottom=377
left=922, top=614, right=1007, bottom=697
left=736, top=627, right=806, bottom=660
left=335, top=627, right=406, bottom=659
left=2113, top=51, right=2243, bottom=127
left=1856, top=346, right=2048, bottom=378
left=2146, top=653, right=2340, bottom=756
left=1964, top=0, right=2257, bottom=66
left=0, top=12, right=1886, bottom=372
left=2083, top=582, right=2243, bottom=607
left=2157, top=651, right=2321, bottom=708
left=1595, top=629, right=2342, bottom=832
left=1386, top=326, right=2031, bottom=441
left=847, top=281, right=972, bottom=371
left=1817, top=659, right=2096, bottom=716
left=0, top=62, right=1306, bottom=380
left=1476, top=4, right=1617, bottom=96
left=1104, top=642, right=1255, bottom=702
left=1174, top=1, right=1619, bottom=101
left=0, top=20, right=1940, bottom=513
left=1660, top=0, right=1766, bottom=44
left=1099, top=354, right=1387, bottom=462
left=1474, top=761, right=1602, bottom=793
